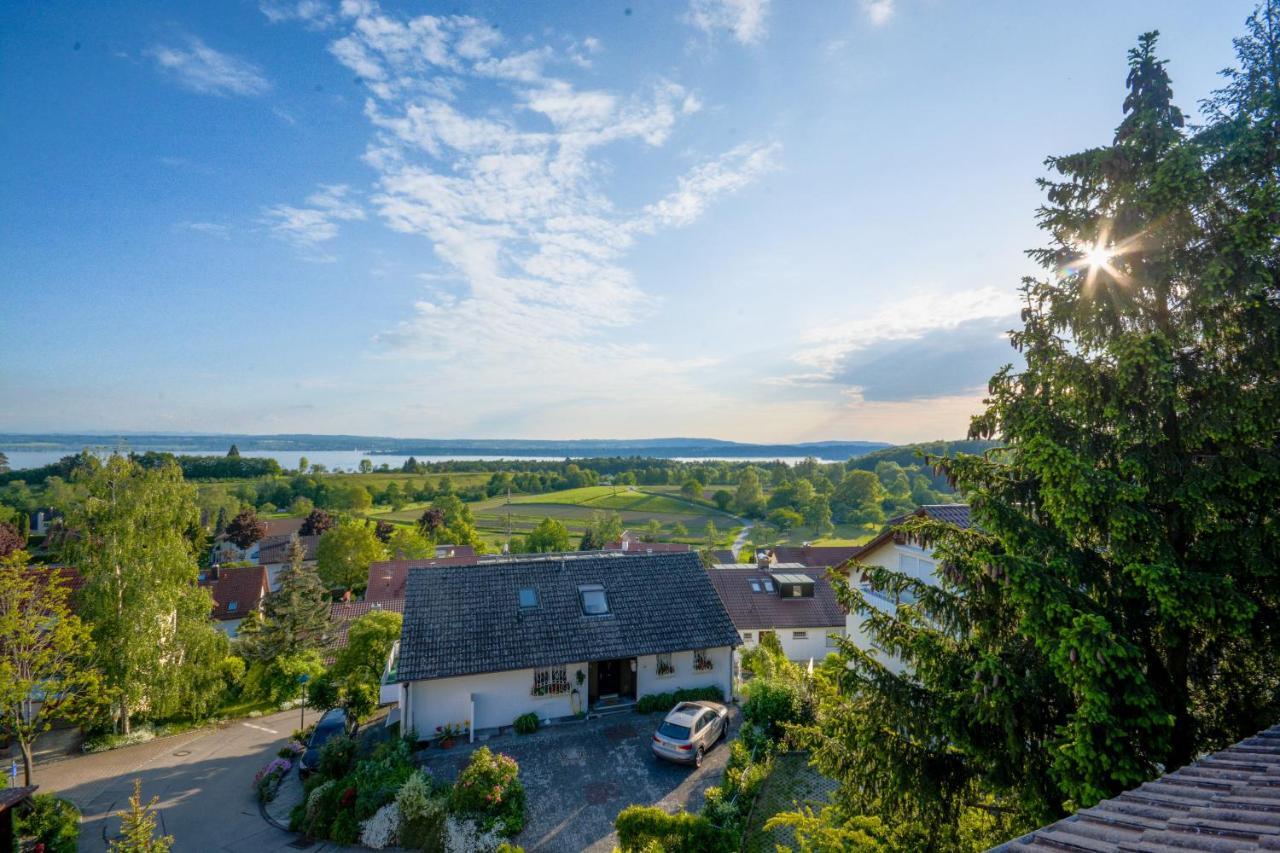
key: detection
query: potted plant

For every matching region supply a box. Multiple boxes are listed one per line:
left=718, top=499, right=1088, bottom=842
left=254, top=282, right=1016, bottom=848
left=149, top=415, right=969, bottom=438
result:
left=435, top=723, right=460, bottom=749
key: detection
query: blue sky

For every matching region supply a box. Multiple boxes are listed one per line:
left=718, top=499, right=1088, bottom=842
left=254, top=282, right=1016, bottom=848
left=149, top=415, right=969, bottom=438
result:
left=0, top=0, right=1254, bottom=443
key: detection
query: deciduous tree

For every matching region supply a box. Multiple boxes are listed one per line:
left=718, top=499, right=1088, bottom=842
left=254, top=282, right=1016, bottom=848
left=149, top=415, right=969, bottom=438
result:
left=224, top=508, right=266, bottom=550
left=317, top=520, right=388, bottom=592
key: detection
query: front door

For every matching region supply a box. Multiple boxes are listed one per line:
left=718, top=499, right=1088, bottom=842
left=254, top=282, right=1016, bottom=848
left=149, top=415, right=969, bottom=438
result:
left=596, top=659, right=621, bottom=697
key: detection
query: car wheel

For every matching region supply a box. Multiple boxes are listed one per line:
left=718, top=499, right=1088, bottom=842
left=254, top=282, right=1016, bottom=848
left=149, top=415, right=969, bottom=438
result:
left=694, top=745, right=704, bottom=768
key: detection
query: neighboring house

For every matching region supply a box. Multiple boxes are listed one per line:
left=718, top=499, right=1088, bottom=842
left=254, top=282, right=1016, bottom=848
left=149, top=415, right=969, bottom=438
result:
left=366, top=553, right=484, bottom=602
left=990, top=719, right=1280, bottom=852
left=841, top=505, right=970, bottom=670
left=27, top=507, right=61, bottom=536
left=707, top=561, right=846, bottom=662
left=203, top=564, right=271, bottom=637
left=257, top=534, right=320, bottom=591
left=604, top=531, right=692, bottom=553
left=213, top=517, right=306, bottom=564
left=327, top=598, right=406, bottom=664
left=390, top=552, right=739, bottom=737
left=770, top=544, right=862, bottom=569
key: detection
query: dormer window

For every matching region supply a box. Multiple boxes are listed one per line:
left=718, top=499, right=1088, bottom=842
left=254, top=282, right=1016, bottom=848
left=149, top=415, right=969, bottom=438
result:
left=518, top=587, right=538, bottom=609
left=579, top=584, right=609, bottom=615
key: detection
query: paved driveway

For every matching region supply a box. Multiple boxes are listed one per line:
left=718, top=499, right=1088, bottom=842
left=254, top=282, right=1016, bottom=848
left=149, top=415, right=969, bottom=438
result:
left=26, top=708, right=349, bottom=852
left=419, top=706, right=739, bottom=852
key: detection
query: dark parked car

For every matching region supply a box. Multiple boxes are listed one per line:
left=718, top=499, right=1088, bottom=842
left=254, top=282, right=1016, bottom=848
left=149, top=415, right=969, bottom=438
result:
left=299, top=708, right=353, bottom=777
left=651, top=701, right=729, bottom=767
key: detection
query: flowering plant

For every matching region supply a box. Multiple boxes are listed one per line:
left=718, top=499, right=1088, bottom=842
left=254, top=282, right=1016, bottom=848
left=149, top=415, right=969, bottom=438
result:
left=278, top=740, right=305, bottom=759
left=253, top=757, right=292, bottom=802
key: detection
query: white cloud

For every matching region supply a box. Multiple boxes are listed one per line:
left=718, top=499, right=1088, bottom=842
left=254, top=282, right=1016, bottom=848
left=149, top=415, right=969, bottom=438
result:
left=295, top=0, right=778, bottom=370
left=687, top=0, right=771, bottom=45
left=783, top=287, right=1019, bottom=385
left=175, top=221, right=232, bottom=239
left=147, top=37, right=271, bottom=97
left=861, top=0, right=894, bottom=26
left=261, top=184, right=365, bottom=260
left=260, top=0, right=336, bottom=28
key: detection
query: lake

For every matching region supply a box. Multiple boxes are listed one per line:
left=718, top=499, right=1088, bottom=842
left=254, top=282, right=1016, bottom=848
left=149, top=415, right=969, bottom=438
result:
left=0, top=448, right=840, bottom=472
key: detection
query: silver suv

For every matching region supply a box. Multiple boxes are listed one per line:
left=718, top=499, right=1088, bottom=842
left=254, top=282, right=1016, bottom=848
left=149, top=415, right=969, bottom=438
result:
left=651, top=701, right=728, bottom=767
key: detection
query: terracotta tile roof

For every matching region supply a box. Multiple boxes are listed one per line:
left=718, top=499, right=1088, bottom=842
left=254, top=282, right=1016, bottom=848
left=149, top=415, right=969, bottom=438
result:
left=366, top=554, right=483, bottom=602
left=261, top=517, right=306, bottom=538
left=991, top=723, right=1280, bottom=852
left=327, top=598, right=406, bottom=661
left=705, top=566, right=846, bottom=629
left=397, top=552, right=741, bottom=682
left=770, top=545, right=863, bottom=568
left=207, top=565, right=270, bottom=621
left=258, top=535, right=320, bottom=564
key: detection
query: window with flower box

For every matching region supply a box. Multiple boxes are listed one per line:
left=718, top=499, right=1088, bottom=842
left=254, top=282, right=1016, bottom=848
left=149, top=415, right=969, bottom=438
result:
left=693, top=649, right=713, bottom=671
left=531, top=665, right=569, bottom=696
left=655, top=653, right=674, bottom=676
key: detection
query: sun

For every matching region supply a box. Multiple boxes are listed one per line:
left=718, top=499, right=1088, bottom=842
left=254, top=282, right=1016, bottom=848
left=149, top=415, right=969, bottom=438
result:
left=1080, top=243, right=1114, bottom=269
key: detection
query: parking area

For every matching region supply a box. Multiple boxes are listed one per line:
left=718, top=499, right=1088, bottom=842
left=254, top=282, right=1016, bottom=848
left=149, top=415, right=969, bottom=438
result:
left=418, top=705, right=740, bottom=852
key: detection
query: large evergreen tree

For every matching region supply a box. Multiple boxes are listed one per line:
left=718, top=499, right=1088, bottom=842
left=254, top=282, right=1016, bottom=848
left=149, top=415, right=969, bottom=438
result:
left=804, top=20, right=1280, bottom=849
left=241, top=536, right=330, bottom=661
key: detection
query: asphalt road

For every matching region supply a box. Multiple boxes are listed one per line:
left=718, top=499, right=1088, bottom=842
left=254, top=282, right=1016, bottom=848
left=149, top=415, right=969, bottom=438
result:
left=28, top=707, right=339, bottom=852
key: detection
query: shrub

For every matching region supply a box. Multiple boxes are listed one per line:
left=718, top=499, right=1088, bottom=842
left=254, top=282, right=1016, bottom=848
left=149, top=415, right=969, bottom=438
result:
left=253, top=757, right=293, bottom=802
left=635, top=685, right=725, bottom=715
left=351, top=737, right=415, bottom=819
left=397, top=771, right=447, bottom=848
left=614, top=805, right=731, bottom=852
left=15, top=794, right=80, bottom=853
left=317, top=735, right=357, bottom=779
left=450, top=746, right=526, bottom=837
left=443, top=815, right=505, bottom=852
left=513, top=712, right=539, bottom=735
left=300, top=779, right=341, bottom=838
left=742, top=679, right=812, bottom=749
left=360, top=802, right=400, bottom=849
left=331, top=809, right=360, bottom=845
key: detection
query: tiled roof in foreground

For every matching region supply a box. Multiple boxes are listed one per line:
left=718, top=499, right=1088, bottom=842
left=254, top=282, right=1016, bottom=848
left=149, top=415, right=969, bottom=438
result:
left=990, top=723, right=1280, bottom=852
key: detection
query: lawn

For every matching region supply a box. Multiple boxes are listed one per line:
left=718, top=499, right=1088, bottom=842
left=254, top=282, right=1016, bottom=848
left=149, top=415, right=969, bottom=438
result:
left=768, top=522, right=878, bottom=548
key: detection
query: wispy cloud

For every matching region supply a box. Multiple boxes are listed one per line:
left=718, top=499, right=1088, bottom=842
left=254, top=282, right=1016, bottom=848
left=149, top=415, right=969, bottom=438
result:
left=259, top=0, right=336, bottom=28
left=289, top=0, right=778, bottom=372
left=261, top=184, right=365, bottom=260
left=686, top=0, right=771, bottom=45
left=861, top=0, right=894, bottom=26
left=175, top=221, right=232, bottom=239
left=147, top=37, right=271, bottom=97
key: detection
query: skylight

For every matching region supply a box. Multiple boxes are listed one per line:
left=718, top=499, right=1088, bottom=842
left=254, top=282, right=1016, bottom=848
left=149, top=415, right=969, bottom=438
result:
left=749, top=579, right=761, bottom=592
left=518, top=587, right=538, bottom=608
left=762, top=578, right=775, bottom=593
left=579, top=584, right=609, bottom=615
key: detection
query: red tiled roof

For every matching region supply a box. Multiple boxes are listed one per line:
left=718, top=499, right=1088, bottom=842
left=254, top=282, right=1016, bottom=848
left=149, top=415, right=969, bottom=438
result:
left=770, top=545, right=862, bottom=568
left=207, top=565, right=270, bottom=621
left=705, top=567, right=845, bottom=629
left=366, top=555, right=482, bottom=602
left=327, top=598, right=405, bottom=661
left=262, top=517, right=306, bottom=538
left=991, top=722, right=1280, bottom=852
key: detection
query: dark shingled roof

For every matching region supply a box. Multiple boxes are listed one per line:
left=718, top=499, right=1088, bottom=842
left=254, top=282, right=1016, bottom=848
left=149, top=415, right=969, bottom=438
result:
left=847, top=504, right=972, bottom=568
left=990, top=722, right=1280, bottom=852
left=706, top=567, right=846, bottom=629
left=397, top=552, right=740, bottom=682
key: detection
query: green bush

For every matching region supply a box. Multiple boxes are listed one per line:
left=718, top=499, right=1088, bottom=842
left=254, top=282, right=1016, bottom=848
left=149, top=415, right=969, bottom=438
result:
left=635, top=685, right=724, bottom=714
left=449, top=746, right=526, bottom=837
left=299, top=779, right=342, bottom=838
left=513, top=712, right=539, bottom=735
left=331, top=809, right=360, bottom=845
left=701, top=740, right=774, bottom=834
left=317, top=734, right=357, bottom=779
left=741, top=679, right=812, bottom=749
left=15, top=794, right=80, bottom=853
left=351, top=737, right=415, bottom=819
left=614, top=805, right=731, bottom=852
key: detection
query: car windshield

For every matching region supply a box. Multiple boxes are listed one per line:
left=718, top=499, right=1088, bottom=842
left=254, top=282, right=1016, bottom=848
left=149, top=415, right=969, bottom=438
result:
left=658, top=721, right=692, bottom=740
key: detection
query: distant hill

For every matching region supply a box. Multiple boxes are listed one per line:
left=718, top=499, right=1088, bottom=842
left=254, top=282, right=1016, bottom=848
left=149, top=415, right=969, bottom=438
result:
left=0, top=433, right=892, bottom=461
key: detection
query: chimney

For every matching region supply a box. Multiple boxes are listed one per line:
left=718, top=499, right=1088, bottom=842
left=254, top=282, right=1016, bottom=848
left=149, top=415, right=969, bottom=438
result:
left=756, top=551, right=771, bottom=570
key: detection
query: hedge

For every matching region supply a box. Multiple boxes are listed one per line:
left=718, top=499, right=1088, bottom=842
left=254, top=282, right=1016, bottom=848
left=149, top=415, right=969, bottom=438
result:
left=614, top=805, right=732, bottom=852
left=635, top=684, right=724, bottom=714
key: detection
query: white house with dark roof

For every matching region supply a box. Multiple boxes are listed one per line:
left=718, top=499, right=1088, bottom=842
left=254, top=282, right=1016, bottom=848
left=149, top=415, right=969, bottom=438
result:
left=841, top=504, right=970, bottom=670
left=389, top=552, right=739, bottom=738
left=706, top=561, right=846, bottom=662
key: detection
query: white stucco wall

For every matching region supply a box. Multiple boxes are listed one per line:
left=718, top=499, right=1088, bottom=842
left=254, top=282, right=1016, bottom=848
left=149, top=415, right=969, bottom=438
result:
left=736, top=627, right=843, bottom=663
left=844, top=538, right=940, bottom=673
left=402, top=646, right=735, bottom=736
left=634, top=647, right=733, bottom=701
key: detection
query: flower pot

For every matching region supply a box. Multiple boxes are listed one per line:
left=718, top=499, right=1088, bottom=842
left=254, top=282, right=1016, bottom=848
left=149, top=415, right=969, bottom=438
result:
left=440, top=738, right=455, bottom=749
